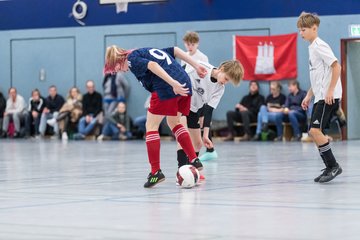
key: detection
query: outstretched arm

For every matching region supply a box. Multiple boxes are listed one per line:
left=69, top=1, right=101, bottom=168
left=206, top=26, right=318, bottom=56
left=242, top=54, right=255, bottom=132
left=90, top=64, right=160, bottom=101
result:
left=173, top=47, right=207, bottom=78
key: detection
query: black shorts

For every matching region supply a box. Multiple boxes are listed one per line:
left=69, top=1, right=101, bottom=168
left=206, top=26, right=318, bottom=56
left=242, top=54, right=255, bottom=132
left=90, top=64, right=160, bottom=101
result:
left=187, top=108, right=204, bottom=129
left=310, top=99, right=339, bottom=129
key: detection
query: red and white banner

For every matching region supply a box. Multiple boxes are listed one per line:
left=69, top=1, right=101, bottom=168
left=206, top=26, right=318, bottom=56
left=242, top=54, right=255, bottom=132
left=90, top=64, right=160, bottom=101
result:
left=234, top=33, right=297, bottom=81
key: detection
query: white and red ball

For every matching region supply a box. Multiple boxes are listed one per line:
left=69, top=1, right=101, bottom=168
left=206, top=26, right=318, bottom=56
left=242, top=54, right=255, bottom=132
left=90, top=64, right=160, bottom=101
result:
left=176, top=165, right=200, bottom=188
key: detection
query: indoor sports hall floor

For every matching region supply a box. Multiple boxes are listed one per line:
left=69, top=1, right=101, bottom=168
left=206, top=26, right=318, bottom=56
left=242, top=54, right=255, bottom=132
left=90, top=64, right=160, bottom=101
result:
left=0, top=139, right=359, bottom=240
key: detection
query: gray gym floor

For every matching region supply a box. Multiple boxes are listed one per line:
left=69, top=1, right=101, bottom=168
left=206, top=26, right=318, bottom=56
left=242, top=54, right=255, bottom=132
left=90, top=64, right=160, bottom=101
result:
left=0, top=139, right=358, bottom=240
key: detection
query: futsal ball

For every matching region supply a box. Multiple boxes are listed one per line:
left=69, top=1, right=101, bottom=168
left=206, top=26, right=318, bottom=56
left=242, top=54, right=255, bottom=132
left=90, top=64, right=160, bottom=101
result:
left=176, top=165, right=200, bottom=188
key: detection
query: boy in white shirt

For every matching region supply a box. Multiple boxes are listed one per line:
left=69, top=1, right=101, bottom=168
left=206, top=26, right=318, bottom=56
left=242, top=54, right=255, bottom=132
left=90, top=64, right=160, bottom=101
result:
left=180, top=31, right=218, bottom=161
left=298, top=12, right=342, bottom=183
left=177, top=60, right=244, bottom=171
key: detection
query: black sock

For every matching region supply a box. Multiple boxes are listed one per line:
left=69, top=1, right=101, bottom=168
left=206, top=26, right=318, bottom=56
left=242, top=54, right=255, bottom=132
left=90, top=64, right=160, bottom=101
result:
left=318, top=142, right=338, bottom=168
left=319, top=151, right=329, bottom=168
left=206, top=147, right=214, bottom=153
left=177, top=149, right=189, bottom=168
left=195, top=152, right=199, bottom=157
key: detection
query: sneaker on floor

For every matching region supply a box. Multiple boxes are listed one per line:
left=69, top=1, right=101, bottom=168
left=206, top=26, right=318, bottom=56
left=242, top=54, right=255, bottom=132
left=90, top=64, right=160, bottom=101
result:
left=251, top=134, right=261, bottom=141
left=97, top=134, right=104, bottom=141
left=314, top=168, right=329, bottom=182
left=62, top=132, right=68, bottom=141
left=273, top=136, right=283, bottom=142
left=318, top=164, right=342, bottom=183
left=46, top=118, right=56, bottom=127
left=190, top=158, right=203, bottom=171
left=199, top=150, right=218, bottom=161
left=238, top=134, right=251, bottom=141
left=73, top=133, right=85, bottom=140
left=144, top=169, right=165, bottom=188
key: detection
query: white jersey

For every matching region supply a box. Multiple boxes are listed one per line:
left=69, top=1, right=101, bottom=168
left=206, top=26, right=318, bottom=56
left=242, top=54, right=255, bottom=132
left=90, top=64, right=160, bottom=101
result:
left=308, top=37, right=342, bottom=103
left=181, top=49, right=209, bottom=72
left=187, top=61, right=225, bottom=113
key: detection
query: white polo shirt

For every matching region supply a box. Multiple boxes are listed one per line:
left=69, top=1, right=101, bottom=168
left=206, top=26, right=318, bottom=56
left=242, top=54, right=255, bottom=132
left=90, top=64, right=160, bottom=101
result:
left=308, top=37, right=342, bottom=103
left=187, top=61, right=225, bottom=112
left=181, top=49, right=209, bottom=73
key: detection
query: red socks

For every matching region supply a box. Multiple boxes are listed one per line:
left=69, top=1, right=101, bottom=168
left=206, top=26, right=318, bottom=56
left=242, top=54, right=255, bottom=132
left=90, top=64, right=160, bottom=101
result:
left=145, top=131, right=161, bottom=174
left=172, top=124, right=197, bottom=163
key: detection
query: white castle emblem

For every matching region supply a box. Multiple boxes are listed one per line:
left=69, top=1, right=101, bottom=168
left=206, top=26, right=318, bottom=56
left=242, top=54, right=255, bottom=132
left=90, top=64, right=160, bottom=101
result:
left=254, top=41, right=276, bottom=75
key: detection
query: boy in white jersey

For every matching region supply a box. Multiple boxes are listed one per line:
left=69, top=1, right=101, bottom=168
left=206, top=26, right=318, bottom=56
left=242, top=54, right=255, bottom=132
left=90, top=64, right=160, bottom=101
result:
left=177, top=60, right=244, bottom=169
left=298, top=12, right=342, bottom=183
left=180, top=31, right=218, bottom=161
left=181, top=31, right=209, bottom=72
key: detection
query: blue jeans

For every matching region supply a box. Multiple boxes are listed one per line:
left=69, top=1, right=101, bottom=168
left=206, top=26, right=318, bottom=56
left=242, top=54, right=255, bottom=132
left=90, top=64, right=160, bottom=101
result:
left=78, top=116, right=97, bottom=135
left=39, top=112, right=59, bottom=135
left=102, top=121, right=132, bottom=139
left=133, top=115, right=146, bottom=133
left=284, top=110, right=307, bottom=136
left=256, top=105, right=284, bottom=137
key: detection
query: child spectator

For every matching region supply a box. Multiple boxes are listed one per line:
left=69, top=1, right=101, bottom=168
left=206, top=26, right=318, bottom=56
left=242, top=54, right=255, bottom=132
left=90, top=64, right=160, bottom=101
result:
left=97, top=101, right=132, bottom=140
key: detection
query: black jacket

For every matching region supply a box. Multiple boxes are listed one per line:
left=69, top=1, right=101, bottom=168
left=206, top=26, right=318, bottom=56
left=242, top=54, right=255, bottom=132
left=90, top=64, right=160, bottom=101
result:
left=45, top=94, right=65, bottom=113
left=239, top=92, right=265, bottom=116
left=29, top=97, right=45, bottom=113
left=82, top=91, right=103, bottom=117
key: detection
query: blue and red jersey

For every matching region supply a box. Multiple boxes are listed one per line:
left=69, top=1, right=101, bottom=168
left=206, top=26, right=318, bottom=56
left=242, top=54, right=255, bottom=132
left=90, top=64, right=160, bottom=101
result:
left=128, top=47, right=192, bottom=100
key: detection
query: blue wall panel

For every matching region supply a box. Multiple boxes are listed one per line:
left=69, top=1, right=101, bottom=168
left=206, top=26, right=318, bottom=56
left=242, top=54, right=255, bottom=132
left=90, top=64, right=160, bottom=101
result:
left=11, top=37, right=76, bottom=100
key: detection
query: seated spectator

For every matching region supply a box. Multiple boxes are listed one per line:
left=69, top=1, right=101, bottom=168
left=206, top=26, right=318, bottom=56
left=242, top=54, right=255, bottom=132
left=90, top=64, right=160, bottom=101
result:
left=225, top=81, right=265, bottom=141
left=1, top=87, right=27, bottom=138
left=74, top=80, right=103, bottom=140
left=283, top=80, right=307, bottom=141
left=39, top=85, right=65, bottom=138
left=57, top=87, right=82, bottom=140
left=102, top=72, right=130, bottom=117
left=253, top=81, right=286, bottom=141
left=0, top=90, right=6, bottom=135
left=97, top=101, right=132, bottom=140
left=25, top=89, right=45, bottom=138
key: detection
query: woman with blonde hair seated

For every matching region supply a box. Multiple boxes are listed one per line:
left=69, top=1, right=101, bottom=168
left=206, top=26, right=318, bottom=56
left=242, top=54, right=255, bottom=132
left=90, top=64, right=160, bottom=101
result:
left=57, top=87, right=82, bottom=140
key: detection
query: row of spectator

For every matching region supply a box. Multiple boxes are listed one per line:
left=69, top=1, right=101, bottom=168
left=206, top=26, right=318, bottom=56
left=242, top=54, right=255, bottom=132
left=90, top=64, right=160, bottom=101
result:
left=224, top=80, right=345, bottom=141
left=0, top=75, right=145, bottom=140
left=0, top=78, right=345, bottom=141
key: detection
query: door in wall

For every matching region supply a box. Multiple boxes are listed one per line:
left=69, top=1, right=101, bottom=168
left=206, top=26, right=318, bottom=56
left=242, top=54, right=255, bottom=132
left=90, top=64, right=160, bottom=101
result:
left=341, top=39, right=360, bottom=140
left=11, top=37, right=76, bottom=101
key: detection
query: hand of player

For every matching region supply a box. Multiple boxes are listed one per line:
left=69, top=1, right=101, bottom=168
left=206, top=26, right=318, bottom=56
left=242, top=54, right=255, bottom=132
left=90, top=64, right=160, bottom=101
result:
left=196, top=65, right=207, bottom=78
left=172, top=82, right=189, bottom=96
left=43, top=107, right=49, bottom=113
left=203, top=137, right=213, bottom=149
left=301, top=96, right=311, bottom=110
left=325, top=89, right=335, bottom=105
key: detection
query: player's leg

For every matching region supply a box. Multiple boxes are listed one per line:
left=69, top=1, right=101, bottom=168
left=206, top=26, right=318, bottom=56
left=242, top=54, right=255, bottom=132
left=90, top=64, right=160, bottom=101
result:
left=309, top=100, right=342, bottom=183
left=143, top=111, right=165, bottom=188
left=176, top=116, right=189, bottom=168
left=167, top=112, right=203, bottom=170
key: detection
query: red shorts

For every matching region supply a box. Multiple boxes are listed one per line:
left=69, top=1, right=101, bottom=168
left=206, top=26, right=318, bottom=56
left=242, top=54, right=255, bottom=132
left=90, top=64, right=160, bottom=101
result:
left=148, top=92, right=191, bottom=116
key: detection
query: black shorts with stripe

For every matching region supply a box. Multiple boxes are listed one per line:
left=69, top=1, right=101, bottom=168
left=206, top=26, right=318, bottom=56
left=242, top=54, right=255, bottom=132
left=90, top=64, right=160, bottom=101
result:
left=310, top=99, right=340, bottom=129
left=187, top=107, right=204, bottom=129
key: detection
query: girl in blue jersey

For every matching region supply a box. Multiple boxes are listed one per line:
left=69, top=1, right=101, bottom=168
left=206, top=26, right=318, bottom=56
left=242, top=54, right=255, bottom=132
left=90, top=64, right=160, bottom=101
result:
left=104, top=45, right=207, bottom=188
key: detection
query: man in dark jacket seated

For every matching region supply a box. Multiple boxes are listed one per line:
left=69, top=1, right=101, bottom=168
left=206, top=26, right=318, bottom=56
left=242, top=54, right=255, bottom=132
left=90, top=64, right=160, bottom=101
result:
left=225, top=81, right=265, bottom=141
